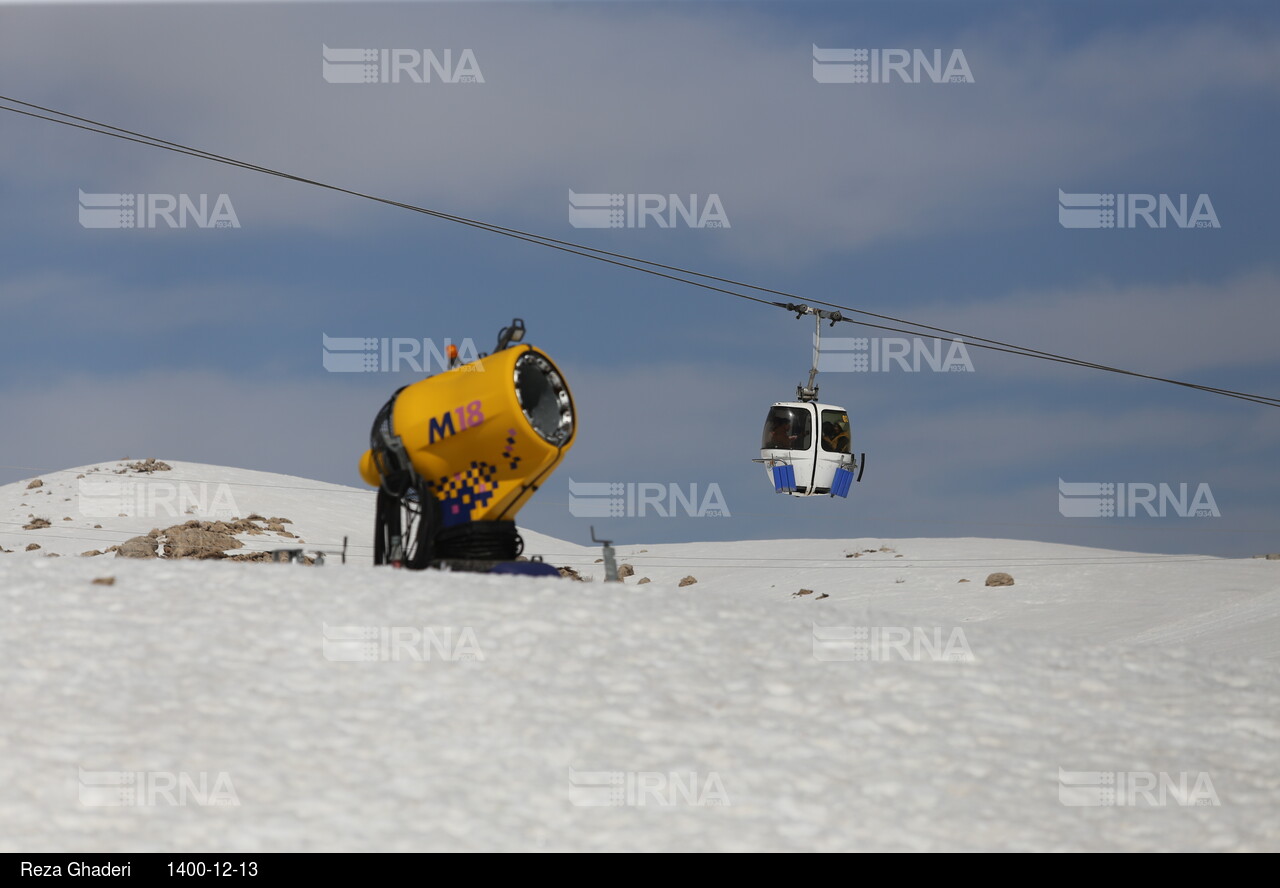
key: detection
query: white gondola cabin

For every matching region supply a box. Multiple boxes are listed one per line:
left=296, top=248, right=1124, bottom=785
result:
left=758, top=401, right=859, bottom=497
left=756, top=303, right=864, bottom=497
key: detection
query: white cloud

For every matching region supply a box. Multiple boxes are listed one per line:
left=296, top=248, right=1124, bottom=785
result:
left=0, top=370, right=376, bottom=488
left=889, top=268, right=1280, bottom=381
left=1, top=7, right=1277, bottom=260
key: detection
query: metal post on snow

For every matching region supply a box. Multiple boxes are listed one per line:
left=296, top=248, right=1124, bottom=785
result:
left=590, top=526, right=619, bottom=582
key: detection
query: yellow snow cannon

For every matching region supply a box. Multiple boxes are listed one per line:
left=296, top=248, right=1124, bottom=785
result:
left=359, top=319, right=575, bottom=571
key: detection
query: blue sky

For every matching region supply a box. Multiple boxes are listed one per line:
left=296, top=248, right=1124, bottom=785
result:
left=1, top=0, right=1277, bottom=554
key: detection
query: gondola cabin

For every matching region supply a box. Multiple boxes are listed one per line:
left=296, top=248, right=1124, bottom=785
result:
left=758, top=401, right=859, bottom=497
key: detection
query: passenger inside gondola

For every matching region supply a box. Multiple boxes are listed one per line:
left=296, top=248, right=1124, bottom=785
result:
left=762, top=407, right=812, bottom=450
left=820, top=410, right=851, bottom=454
left=765, top=417, right=793, bottom=448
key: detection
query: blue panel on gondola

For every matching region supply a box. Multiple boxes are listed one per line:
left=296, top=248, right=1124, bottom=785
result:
left=772, top=464, right=796, bottom=492
left=830, top=466, right=854, bottom=498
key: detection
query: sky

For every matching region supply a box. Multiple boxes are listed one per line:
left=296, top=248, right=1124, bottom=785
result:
left=0, top=0, right=1277, bottom=554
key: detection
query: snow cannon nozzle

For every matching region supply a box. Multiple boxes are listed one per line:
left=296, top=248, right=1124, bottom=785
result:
left=358, top=320, right=575, bottom=571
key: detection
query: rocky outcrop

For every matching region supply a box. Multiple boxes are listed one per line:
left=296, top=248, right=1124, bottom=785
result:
left=117, top=536, right=159, bottom=559
left=107, top=517, right=298, bottom=561
left=164, top=527, right=242, bottom=559
left=114, top=458, right=173, bottom=474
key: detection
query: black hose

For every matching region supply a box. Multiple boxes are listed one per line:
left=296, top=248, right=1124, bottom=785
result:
left=433, top=521, right=524, bottom=562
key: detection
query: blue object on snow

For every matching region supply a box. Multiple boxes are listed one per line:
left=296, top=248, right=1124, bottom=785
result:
left=489, top=561, right=561, bottom=577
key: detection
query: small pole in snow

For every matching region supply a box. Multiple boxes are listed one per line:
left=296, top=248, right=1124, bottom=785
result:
left=590, top=526, right=619, bottom=582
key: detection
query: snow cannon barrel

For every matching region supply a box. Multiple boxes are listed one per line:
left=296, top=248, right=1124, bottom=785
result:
left=359, top=342, right=575, bottom=527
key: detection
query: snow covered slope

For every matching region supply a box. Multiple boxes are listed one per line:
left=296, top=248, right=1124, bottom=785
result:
left=1, top=462, right=1277, bottom=851
left=0, top=459, right=573, bottom=565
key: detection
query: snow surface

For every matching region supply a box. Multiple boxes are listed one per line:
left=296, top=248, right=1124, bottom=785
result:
left=1, top=461, right=1278, bottom=851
